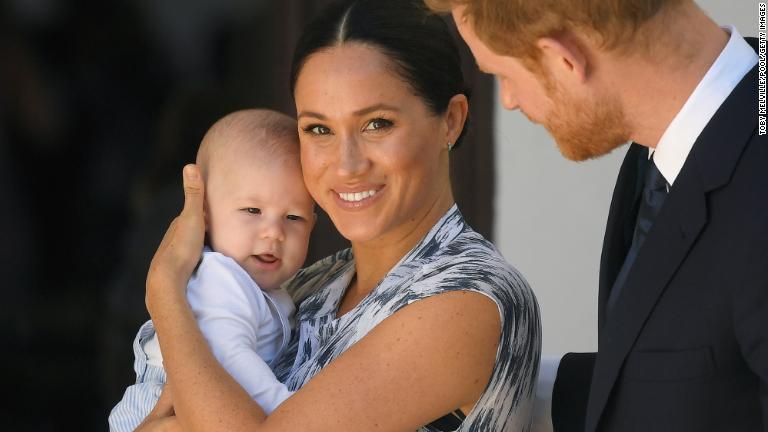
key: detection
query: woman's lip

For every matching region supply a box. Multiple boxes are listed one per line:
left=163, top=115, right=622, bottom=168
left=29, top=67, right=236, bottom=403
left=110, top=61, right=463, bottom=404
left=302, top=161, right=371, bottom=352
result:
left=331, top=185, right=384, bottom=210
left=332, top=184, right=384, bottom=193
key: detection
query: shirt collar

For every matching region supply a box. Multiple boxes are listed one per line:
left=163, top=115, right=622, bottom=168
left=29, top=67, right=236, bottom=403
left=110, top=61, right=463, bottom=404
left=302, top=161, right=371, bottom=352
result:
left=650, top=25, right=758, bottom=185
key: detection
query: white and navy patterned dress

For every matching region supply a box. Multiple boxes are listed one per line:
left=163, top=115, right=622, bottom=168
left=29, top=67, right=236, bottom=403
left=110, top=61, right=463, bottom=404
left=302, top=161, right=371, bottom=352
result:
left=273, top=205, right=541, bottom=431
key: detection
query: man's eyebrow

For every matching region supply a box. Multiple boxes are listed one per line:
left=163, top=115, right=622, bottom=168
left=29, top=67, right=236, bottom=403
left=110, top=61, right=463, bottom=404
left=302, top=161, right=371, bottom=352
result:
left=297, top=104, right=400, bottom=121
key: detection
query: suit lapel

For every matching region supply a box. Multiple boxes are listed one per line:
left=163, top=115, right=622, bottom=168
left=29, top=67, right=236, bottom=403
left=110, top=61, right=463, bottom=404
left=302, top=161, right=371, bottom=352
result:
left=598, top=144, right=647, bottom=328
left=585, top=62, right=759, bottom=432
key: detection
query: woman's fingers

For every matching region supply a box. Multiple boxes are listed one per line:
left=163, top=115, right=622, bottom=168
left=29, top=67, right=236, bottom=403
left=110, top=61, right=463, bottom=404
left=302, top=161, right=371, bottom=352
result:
left=136, top=417, right=182, bottom=432
left=135, top=385, right=177, bottom=432
left=180, top=164, right=205, bottom=233
left=154, top=384, right=175, bottom=417
left=136, top=415, right=182, bottom=432
left=146, top=165, right=206, bottom=309
left=171, top=164, right=206, bottom=270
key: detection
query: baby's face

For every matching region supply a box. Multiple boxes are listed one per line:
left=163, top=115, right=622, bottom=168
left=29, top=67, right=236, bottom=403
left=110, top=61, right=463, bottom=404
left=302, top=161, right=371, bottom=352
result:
left=205, top=154, right=315, bottom=290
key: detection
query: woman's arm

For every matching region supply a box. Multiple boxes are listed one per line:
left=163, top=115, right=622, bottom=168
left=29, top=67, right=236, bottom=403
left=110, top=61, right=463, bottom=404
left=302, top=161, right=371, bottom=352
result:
left=263, top=290, right=501, bottom=431
left=144, top=165, right=503, bottom=432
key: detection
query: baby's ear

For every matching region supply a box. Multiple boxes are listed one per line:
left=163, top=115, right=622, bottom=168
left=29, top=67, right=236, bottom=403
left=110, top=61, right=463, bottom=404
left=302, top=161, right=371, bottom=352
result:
left=202, top=201, right=211, bottom=232
left=202, top=203, right=211, bottom=247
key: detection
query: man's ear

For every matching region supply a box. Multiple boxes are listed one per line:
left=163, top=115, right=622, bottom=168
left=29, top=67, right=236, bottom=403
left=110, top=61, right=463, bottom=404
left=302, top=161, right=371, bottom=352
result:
left=536, top=35, right=589, bottom=83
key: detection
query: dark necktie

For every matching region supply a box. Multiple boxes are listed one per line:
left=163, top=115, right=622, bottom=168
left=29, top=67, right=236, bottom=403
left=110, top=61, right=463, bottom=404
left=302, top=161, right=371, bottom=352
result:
left=606, top=155, right=669, bottom=312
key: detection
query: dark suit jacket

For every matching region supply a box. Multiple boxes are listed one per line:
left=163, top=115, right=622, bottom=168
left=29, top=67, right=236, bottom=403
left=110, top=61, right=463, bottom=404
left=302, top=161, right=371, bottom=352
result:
left=552, top=38, right=767, bottom=431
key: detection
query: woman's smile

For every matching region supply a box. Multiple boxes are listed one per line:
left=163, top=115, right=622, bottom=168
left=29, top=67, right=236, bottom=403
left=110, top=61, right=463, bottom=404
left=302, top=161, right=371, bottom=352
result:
left=332, top=184, right=385, bottom=209
left=295, top=43, right=457, bottom=244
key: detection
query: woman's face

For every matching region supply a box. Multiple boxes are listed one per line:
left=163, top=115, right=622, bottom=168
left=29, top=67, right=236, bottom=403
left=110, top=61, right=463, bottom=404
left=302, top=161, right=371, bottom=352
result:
left=294, top=43, right=456, bottom=244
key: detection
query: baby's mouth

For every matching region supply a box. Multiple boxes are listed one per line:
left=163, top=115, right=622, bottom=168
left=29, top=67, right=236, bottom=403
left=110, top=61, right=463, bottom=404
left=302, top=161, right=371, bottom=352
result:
left=255, top=254, right=279, bottom=264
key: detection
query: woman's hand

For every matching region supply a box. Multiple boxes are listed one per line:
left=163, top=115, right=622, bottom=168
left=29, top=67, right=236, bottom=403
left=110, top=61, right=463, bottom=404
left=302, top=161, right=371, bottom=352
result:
left=146, top=164, right=206, bottom=315
left=135, top=385, right=181, bottom=432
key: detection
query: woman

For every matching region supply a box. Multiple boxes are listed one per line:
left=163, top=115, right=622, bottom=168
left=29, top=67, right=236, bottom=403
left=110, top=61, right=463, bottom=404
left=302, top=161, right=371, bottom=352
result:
left=139, top=0, right=540, bottom=430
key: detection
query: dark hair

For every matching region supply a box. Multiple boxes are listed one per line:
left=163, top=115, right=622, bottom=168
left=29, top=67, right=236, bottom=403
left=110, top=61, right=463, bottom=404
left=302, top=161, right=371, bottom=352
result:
left=290, top=0, right=470, bottom=148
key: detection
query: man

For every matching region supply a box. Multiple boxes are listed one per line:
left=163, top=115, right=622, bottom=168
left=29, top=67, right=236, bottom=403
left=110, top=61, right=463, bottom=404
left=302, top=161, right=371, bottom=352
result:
left=425, top=0, right=765, bottom=430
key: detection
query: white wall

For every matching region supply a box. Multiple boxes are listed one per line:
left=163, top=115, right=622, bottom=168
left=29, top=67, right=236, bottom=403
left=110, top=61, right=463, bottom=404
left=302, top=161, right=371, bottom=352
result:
left=492, top=0, right=758, bottom=355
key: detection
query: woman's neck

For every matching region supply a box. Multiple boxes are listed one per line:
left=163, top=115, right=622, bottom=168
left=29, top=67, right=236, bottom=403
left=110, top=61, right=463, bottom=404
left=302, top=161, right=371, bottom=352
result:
left=340, top=189, right=455, bottom=314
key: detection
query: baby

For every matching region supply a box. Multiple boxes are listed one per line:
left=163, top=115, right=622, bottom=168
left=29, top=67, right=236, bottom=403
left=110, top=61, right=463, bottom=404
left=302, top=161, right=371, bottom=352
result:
left=109, top=109, right=315, bottom=431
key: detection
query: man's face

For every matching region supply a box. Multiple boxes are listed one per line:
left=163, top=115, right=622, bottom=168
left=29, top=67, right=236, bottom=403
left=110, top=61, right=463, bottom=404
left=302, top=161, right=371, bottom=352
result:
left=452, top=7, right=553, bottom=122
left=452, top=7, right=630, bottom=161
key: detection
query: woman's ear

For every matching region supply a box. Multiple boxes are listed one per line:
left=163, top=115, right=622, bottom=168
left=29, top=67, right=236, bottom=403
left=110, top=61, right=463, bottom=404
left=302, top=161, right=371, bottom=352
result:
left=444, top=93, right=469, bottom=147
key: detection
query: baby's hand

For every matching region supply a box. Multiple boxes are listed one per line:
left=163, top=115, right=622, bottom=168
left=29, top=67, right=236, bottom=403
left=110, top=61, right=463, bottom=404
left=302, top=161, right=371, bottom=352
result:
left=146, top=164, right=206, bottom=314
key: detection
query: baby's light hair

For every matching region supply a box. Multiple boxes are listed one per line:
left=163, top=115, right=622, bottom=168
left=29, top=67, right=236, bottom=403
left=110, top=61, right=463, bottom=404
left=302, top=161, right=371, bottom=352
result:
left=196, top=109, right=299, bottom=181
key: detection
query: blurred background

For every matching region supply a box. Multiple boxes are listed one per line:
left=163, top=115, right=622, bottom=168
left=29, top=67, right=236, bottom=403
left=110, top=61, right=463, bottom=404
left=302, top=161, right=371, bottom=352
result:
left=0, top=0, right=494, bottom=429
left=0, top=0, right=756, bottom=429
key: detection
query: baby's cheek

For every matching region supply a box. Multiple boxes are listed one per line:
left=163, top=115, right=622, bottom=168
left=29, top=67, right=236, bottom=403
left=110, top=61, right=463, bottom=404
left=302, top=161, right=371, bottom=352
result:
left=284, top=236, right=309, bottom=271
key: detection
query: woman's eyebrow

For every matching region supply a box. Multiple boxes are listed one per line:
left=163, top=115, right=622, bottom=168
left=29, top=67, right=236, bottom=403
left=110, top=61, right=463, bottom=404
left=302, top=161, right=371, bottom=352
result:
left=297, top=104, right=400, bottom=121
left=297, top=111, right=326, bottom=121
left=353, top=103, right=400, bottom=116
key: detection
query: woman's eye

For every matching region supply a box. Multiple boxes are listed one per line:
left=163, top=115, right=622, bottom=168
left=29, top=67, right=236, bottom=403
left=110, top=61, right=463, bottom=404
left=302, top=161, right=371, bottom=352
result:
left=364, top=118, right=393, bottom=131
left=304, top=124, right=331, bottom=135
left=244, top=208, right=261, bottom=215
left=286, top=214, right=303, bottom=221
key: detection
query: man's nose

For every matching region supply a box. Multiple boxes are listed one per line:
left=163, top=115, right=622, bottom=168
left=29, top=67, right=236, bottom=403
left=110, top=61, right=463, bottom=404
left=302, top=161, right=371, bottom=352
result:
left=499, top=79, right=519, bottom=110
left=500, top=90, right=519, bottom=110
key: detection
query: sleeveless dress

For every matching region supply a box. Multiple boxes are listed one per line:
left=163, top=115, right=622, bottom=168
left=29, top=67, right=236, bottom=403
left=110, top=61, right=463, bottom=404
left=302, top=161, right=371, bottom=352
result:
left=273, top=205, right=541, bottom=431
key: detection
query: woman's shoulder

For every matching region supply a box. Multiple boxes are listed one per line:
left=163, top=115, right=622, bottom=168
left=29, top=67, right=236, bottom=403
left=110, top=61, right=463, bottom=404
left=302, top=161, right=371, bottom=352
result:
left=414, top=226, right=533, bottom=300
left=283, top=248, right=353, bottom=304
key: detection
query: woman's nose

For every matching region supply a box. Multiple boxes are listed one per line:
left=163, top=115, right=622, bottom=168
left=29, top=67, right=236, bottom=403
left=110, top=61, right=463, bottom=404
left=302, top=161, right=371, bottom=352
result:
left=336, top=134, right=370, bottom=177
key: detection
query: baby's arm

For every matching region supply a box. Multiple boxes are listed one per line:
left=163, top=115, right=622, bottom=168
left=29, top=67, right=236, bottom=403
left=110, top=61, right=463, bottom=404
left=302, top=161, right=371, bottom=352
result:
left=108, top=321, right=167, bottom=432
left=187, top=253, right=294, bottom=414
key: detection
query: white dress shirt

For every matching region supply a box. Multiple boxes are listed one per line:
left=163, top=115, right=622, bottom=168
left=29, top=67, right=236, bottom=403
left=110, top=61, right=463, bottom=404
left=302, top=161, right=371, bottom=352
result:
left=651, top=25, right=758, bottom=184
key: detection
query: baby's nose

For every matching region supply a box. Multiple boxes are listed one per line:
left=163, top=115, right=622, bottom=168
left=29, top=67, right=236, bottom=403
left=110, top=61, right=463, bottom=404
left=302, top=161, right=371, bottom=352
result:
left=260, top=218, right=285, bottom=242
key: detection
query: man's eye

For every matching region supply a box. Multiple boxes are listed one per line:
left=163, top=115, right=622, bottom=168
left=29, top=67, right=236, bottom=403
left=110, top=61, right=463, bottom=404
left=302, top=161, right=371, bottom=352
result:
left=363, top=118, right=393, bottom=131
left=244, top=208, right=261, bottom=214
left=286, top=214, right=303, bottom=221
left=304, top=124, right=331, bottom=135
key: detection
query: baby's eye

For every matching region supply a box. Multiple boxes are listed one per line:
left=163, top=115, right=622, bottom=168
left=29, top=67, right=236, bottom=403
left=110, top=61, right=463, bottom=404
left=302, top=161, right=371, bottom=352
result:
left=303, top=124, right=331, bottom=135
left=363, top=118, right=393, bottom=131
left=286, top=214, right=303, bottom=221
left=244, top=208, right=261, bottom=215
